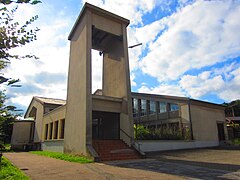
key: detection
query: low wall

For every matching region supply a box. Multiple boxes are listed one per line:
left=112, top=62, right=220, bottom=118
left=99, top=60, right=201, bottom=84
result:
left=42, top=140, right=64, bottom=153
left=135, top=140, right=219, bottom=152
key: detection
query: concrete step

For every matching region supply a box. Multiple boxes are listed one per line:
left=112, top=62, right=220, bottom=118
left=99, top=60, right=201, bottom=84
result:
left=92, top=140, right=141, bottom=161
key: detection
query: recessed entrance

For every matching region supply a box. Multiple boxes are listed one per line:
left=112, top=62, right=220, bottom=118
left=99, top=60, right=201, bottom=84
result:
left=217, top=123, right=225, bottom=141
left=92, top=111, right=120, bottom=140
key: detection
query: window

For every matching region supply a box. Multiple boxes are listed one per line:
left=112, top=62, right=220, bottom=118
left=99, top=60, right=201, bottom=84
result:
left=132, top=98, right=139, bottom=117
left=60, top=119, right=65, bottom=139
left=49, top=122, right=53, bottom=139
left=170, top=104, right=179, bottom=111
left=149, top=100, right=156, bottom=115
left=45, top=124, right=48, bottom=140
left=54, top=121, right=59, bottom=139
left=158, top=102, right=167, bottom=113
left=140, top=99, right=147, bottom=116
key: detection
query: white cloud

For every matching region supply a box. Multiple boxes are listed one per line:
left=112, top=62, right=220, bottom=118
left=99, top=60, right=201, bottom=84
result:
left=92, top=50, right=103, bottom=93
left=141, top=0, right=240, bottom=81
left=2, top=3, right=73, bottom=108
left=138, top=83, right=185, bottom=97
left=219, top=68, right=240, bottom=102
left=130, top=74, right=137, bottom=87
left=83, top=0, right=157, bottom=25
left=2, top=0, right=240, bottom=111
left=179, top=73, right=225, bottom=99
left=137, top=61, right=240, bottom=103
left=178, top=62, right=240, bottom=102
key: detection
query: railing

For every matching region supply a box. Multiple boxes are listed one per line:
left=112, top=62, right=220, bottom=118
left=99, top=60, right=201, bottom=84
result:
left=120, top=128, right=145, bottom=156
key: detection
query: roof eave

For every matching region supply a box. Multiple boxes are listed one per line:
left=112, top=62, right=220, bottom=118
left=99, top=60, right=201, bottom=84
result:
left=68, top=2, right=130, bottom=40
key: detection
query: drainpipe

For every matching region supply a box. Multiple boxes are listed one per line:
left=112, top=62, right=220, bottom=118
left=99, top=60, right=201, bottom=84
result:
left=188, top=99, right=194, bottom=140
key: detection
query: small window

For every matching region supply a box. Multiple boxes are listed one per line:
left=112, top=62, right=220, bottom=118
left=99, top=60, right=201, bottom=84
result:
left=54, top=121, right=59, bottom=139
left=60, top=119, right=65, bottom=139
left=170, top=104, right=179, bottom=111
left=132, top=98, right=139, bottom=117
left=140, top=99, right=147, bottom=116
left=158, top=102, right=167, bottom=113
left=149, top=100, right=156, bottom=115
left=45, top=124, right=48, bottom=140
left=49, top=122, right=53, bottom=139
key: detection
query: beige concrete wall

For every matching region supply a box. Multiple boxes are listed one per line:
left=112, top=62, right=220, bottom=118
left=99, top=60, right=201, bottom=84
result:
left=191, top=104, right=226, bottom=141
left=64, top=11, right=92, bottom=155
left=42, top=140, right=64, bottom=153
left=92, top=95, right=122, bottom=113
left=11, top=121, right=34, bottom=145
left=43, top=105, right=66, bottom=141
left=103, top=56, right=127, bottom=98
left=92, top=13, right=122, bottom=36
left=136, top=140, right=219, bottom=152
left=25, top=100, right=44, bottom=143
left=180, top=104, right=190, bottom=124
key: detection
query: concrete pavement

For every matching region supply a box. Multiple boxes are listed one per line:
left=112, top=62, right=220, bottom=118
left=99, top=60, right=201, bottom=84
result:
left=4, top=148, right=240, bottom=180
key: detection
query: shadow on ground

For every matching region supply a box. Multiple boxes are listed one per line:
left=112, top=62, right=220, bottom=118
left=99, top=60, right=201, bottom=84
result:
left=106, top=149, right=240, bottom=179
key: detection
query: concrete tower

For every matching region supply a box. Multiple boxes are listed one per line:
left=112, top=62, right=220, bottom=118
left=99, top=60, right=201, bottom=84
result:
left=64, top=3, right=133, bottom=156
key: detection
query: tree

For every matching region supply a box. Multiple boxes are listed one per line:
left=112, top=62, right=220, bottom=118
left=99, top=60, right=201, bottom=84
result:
left=0, top=0, right=41, bottom=86
left=0, top=0, right=41, bottom=144
left=224, top=99, right=240, bottom=117
left=0, top=91, right=22, bottom=143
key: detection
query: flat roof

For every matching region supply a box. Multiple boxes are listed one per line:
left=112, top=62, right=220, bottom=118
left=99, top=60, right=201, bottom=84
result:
left=132, top=92, right=225, bottom=110
left=68, top=2, right=130, bottom=40
left=132, top=92, right=189, bottom=102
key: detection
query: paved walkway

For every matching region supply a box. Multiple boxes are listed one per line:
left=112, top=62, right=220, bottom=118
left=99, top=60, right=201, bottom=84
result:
left=4, top=149, right=240, bottom=180
left=4, top=152, right=179, bottom=180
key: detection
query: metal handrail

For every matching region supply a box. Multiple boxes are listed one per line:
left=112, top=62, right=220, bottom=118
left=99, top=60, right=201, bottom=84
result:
left=119, top=128, right=144, bottom=154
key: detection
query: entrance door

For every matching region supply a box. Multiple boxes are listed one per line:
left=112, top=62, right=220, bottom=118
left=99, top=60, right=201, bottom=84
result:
left=217, top=123, right=225, bottom=141
left=92, top=111, right=120, bottom=140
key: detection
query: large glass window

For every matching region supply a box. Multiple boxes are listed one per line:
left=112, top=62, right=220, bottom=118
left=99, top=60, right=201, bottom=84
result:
left=149, top=100, right=156, bottom=115
left=132, top=98, right=139, bottom=117
left=140, top=99, right=147, bottom=116
left=170, top=103, right=179, bottom=111
left=158, top=102, right=167, bottom=113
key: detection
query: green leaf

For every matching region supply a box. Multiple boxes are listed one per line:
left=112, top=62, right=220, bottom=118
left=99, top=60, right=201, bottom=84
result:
left=0, top=76, right=9, bottom=84
left=7, top=78, right=19, bottom=85
left=31, top=0, right=41, bottom=5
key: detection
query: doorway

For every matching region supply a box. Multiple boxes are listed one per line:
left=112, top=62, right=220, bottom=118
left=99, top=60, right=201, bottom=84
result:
left=217, top=123, right=225, bottom=141
left=92, top=111, right=120, bottom=140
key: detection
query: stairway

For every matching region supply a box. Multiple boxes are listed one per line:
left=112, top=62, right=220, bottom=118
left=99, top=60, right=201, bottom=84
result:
left=92, top=140, right=141, bottom=161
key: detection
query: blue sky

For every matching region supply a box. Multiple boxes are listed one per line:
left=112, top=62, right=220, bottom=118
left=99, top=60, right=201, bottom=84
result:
left=2, top=0, right=240, bottom=113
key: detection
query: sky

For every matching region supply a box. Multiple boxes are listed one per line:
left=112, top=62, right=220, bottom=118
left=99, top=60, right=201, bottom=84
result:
left=1, top=0, right=240, bottom=114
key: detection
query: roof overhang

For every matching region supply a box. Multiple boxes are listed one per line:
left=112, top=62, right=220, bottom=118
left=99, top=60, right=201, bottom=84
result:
left=68, top=2, right=130, bottom=40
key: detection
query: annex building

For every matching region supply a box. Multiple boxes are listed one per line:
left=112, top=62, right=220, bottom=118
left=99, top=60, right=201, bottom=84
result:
left=11, top=3, right=228, bottom=161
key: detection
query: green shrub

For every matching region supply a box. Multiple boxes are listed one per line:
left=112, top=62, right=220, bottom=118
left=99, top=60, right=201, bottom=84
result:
left=134, top=124, right=150, bottom=140
left=134, top=124, right=191, bottom=140
left=232, top=138, right=240, bottom=145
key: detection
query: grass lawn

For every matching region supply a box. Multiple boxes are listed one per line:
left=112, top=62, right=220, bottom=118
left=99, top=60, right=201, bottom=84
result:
left=0, top=156, right=29, bottom=180
left=30, top=151, right=93, bottom=163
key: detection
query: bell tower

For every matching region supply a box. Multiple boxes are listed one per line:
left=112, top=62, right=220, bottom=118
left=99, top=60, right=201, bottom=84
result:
left=64, top=3, right=133, bottom=155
